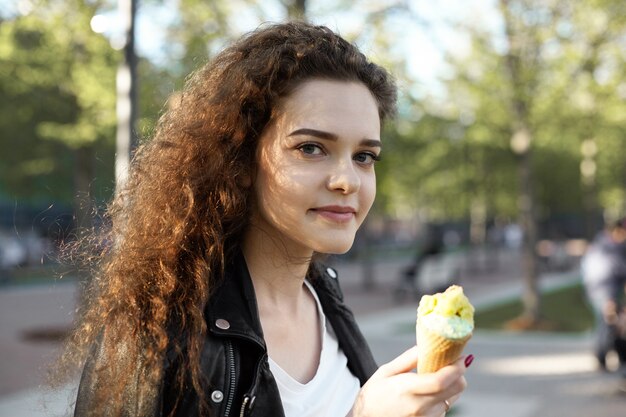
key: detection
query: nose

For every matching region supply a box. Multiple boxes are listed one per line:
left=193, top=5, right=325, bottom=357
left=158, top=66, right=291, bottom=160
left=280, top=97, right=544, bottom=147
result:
left=326, top=159, right=360, bottom=194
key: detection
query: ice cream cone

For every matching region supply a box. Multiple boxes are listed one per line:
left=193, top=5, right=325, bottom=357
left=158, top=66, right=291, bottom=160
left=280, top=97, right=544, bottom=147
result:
left=416, top=319, right=471, bottom=373
left=415, top=285, right=474, bottom=373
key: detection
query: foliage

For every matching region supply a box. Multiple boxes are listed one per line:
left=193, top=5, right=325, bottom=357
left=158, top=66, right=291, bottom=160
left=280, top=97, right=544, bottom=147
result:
left=163, top=0, right=267, bottom=78
left=377, top=0, right=626, bottom=229
left=1, top=0, right=624, bottom=230
left=0, top=0, right=118, bottom=207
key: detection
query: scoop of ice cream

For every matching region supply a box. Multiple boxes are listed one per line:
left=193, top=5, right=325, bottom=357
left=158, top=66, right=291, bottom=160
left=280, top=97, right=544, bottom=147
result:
left=417, top=285, right=474, bottom=340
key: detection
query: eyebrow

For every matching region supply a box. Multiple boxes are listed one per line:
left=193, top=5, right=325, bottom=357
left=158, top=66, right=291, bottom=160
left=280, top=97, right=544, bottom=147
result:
left=287, top=128, right=381, bottom=148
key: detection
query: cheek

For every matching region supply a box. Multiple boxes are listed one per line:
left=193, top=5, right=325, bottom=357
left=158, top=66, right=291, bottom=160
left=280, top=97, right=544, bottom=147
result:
left=253, top=160, right=311, bottom=218
left=360, top=174, right=377, bottom=215
left=262, top=168, right=312, bottom=198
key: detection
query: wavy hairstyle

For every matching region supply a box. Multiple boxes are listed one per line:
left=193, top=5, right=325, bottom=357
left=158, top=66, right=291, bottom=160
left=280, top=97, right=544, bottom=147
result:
left=59, top=21, right=397, bottom=416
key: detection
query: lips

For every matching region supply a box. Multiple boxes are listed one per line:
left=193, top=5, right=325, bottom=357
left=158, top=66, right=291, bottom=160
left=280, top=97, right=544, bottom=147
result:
left=310, top=205, right=356, bottom=223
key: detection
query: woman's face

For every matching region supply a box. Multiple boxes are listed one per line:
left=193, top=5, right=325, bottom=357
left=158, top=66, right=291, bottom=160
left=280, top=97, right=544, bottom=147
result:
left=249, top=79, right=381, bottom=256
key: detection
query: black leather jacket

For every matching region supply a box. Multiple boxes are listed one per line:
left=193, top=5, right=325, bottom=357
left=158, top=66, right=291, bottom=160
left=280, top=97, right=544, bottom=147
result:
left=75, top=252, right=377, bottom=417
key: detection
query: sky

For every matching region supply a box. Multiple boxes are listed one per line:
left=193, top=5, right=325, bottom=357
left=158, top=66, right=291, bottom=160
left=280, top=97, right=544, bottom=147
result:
left=122, top=0, right=501, bottom=96
left=3, top=0, right=501, bottom=96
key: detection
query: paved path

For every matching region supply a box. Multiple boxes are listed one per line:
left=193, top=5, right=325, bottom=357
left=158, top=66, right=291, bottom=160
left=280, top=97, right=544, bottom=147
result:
left=1, top=249, right=625, bottom=416
left=0, top=284, right=75, bottom=396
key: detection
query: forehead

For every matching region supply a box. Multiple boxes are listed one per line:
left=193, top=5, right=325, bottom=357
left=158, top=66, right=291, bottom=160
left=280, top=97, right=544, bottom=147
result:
left=272, top=79, right=381, bottom=138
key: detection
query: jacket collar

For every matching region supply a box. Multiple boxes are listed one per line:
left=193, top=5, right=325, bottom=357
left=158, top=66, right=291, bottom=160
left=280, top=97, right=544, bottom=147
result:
left=205, top=250, right=345, bottom=348
left=205, top=249, right=266, bottom=349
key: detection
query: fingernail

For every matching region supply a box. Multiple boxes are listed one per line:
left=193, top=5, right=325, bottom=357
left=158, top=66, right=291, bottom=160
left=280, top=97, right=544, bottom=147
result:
left=464, top=354, right=475, bottom=368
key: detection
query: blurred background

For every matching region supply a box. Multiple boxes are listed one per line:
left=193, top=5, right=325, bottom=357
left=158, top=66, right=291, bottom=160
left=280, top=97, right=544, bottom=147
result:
left=0, top=0, right=625, bottom=416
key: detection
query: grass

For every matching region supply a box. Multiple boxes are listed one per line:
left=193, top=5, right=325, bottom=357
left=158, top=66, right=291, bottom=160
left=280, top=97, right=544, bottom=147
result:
left=475, top=283, right=595, bottom=332
left=397, top=283, right=595, bottom=334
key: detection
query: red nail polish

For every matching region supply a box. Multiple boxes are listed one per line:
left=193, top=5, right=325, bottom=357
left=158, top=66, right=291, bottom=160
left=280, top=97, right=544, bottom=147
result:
left=464, top=354, right=475, bottom=368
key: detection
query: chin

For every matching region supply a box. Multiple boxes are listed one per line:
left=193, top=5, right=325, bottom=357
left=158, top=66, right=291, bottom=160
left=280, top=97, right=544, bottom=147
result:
left=313, top=239, right=355, bottom=255
left=319, top=248, right=351, bottom=256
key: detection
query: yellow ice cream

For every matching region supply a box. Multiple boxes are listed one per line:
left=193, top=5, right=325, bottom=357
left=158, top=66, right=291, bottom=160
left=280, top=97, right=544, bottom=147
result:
left=417, top=285, right=474, bottom=340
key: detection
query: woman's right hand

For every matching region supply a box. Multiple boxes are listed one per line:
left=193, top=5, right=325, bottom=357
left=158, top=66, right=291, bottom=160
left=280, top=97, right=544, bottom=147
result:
left=351, top=346, right=469, bottom=417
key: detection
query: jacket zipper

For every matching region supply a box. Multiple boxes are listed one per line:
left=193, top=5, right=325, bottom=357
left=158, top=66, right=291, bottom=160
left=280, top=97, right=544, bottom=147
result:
left=238, top=395, right=250, bottom=417
left=238, top=352, right=265, bottom=417
left=224, top=340, right=237, bottom=417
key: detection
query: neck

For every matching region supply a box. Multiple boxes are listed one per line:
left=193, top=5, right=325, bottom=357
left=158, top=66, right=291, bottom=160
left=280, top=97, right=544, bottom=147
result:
left=242, top=226, right=313, bottom=309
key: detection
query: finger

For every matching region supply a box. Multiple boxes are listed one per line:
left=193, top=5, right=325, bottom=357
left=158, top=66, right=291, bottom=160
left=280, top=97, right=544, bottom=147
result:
left=373, top=346, right=418, bottom=378
left=436, top=377, right=466, bottom=405
left=375, top=362, right=467, bottom=402
left=413, top=358, right=467, bottom=394
left=446, top=392, right=462, bottom=408
left=438, top=393, right=462, bottom=416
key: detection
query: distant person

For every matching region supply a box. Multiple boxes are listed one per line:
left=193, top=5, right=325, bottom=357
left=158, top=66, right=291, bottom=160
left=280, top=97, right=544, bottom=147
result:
left=58, top=22, right=471, bottom=417
left=581, top=217, right=626, bottom=376
left=396, top=225, right=444, bottom=298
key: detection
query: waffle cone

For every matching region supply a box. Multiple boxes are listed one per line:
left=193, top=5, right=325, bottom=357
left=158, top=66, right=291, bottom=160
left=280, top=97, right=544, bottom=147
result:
left=416, top=319, right=471, bottom=374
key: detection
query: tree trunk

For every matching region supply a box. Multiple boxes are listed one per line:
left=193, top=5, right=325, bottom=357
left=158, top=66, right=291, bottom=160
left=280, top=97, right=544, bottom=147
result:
left=516, top=131, right=540, bottom=324
left=581, top=149, right=599, bottom=240
left=500, top=0, right=541, bottom=325
left=579, top=50, right=600, bottom=240
left=284, top=0, right=306, bottom=20
left=115, top=0, right=138, bottom=190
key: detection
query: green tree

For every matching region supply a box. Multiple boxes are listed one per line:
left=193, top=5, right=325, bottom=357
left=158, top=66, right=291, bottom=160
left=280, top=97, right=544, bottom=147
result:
left=0, top=0, right=118, bottom=231
left=552, top=0, right=626, bottom=226
left=395, top=0, right=625, bottom=325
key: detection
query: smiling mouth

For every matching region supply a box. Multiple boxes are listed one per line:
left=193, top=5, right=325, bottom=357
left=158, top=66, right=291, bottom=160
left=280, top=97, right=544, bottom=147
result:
left=310, top=206, right=356, bottom=223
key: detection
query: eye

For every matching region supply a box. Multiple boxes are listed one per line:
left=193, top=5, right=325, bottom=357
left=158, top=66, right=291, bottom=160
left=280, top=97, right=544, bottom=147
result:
left=297, top=143, right=325, bottom=156
left=354, top=151, right=381, bottom=165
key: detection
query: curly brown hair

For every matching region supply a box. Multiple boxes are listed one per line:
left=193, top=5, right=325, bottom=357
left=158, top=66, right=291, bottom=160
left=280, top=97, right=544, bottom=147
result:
left=59, top=21, right=396, bottom=416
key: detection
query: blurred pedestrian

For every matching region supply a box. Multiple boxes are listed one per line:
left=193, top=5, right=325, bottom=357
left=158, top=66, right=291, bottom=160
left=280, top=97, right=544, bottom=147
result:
left=581, top=217, right=626, bottom=377
left=395, top=224, right=444, bottom=299
left=58, top=22, right=471, bottom=417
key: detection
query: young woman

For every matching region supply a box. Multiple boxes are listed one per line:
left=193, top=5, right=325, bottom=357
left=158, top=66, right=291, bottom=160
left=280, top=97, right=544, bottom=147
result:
left=66, top=21, right=470, bottom=417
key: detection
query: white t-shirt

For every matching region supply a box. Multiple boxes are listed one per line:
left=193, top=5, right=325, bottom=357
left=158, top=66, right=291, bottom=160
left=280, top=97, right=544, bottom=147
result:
left=268, top=280, right=361, bottom=417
